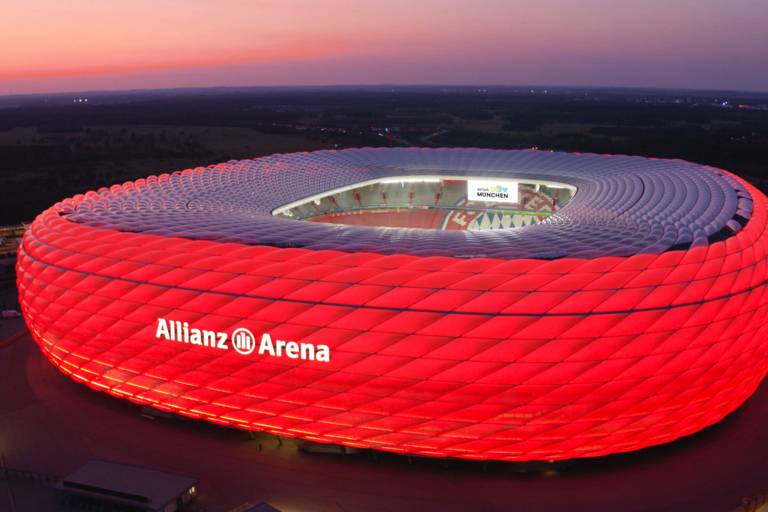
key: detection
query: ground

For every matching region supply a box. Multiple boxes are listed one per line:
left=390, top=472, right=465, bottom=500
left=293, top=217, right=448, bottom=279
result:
left=0, top=323, right=766, bottom=512
left=1, top=87, right=767, bottom=511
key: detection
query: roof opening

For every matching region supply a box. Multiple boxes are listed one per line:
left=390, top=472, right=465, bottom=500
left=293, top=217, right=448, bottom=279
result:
left=272, top=176, right=576, bottom=231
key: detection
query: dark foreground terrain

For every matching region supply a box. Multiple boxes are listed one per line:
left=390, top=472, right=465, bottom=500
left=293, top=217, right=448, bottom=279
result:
left=1, top=86, right=768, bottom=511
left=1, top=86, right=767, bottom=225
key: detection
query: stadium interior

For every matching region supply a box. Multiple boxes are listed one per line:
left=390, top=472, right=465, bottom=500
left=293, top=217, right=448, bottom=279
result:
left=273, top=177, right=575, bottom=230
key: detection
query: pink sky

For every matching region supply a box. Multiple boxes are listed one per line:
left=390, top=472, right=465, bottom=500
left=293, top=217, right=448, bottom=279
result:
left=2, top=0, right=767, bottom=95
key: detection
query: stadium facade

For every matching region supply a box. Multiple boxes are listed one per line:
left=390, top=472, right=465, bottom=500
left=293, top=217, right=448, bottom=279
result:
left=16, top=148, right=768, bottom=461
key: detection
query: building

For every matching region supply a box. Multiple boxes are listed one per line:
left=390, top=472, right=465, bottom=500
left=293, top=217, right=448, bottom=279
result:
left=57, top=460, right=197, bottom=511
left=16, top=148, right=768, bottom=461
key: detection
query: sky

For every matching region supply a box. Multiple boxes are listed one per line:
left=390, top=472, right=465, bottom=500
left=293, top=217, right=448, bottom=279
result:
left=1, top=0, right=767, bottom=95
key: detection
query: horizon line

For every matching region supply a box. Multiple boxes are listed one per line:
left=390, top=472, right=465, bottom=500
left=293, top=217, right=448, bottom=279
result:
left=3, top=82, right=768, bottom=101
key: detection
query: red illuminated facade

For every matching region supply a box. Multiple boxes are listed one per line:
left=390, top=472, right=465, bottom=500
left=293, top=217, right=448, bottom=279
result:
left=16, top=148, right=768, bottom=461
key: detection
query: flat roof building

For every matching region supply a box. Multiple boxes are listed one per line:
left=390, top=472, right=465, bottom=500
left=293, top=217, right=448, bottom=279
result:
left=57, top=460, right=197, bottom=512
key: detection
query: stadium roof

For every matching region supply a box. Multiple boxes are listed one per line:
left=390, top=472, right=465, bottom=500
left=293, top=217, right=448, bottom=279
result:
left=64, top=148, right=753, bottom=259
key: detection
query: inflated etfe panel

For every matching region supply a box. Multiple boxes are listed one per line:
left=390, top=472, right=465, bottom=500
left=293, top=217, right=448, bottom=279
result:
left=17, top=148, right=768, bottom=461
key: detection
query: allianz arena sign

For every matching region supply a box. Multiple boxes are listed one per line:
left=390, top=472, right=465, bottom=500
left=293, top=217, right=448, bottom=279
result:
left=155, top=318, right=331, bottom=362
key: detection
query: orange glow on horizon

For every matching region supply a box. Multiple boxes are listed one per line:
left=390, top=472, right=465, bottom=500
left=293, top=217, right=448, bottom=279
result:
left=0, top=39, right=346, bottom=81
left=1, top=0, right=767, bottom=93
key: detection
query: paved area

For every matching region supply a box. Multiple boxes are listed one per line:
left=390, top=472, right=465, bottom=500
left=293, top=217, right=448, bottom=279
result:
left=1, top=330, right=767, bottom=512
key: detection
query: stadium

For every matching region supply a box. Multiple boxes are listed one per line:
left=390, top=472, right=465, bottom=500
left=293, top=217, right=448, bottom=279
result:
left=16, top=147, right=768, bottom=462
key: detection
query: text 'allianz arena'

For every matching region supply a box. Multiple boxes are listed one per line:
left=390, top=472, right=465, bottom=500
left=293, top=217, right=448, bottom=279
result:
left=17, top=147, right=768, bottom=461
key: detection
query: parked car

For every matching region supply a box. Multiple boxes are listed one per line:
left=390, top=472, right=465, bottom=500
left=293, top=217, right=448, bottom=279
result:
left=298, top=441, right=361, bottom=455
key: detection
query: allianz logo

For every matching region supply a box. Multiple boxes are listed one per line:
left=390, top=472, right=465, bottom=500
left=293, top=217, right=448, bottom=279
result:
left=154, top=318, right=331, bottom=362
